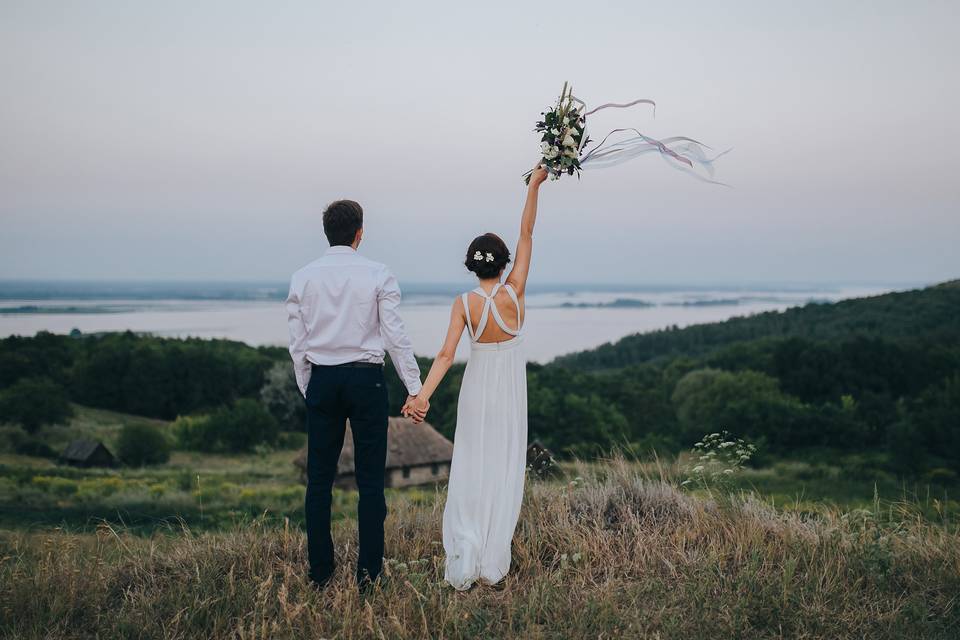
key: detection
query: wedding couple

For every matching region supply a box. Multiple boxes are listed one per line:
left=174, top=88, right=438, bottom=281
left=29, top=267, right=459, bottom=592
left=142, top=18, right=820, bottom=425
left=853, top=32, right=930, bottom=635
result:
left=286, top=165, right=549, bottom=592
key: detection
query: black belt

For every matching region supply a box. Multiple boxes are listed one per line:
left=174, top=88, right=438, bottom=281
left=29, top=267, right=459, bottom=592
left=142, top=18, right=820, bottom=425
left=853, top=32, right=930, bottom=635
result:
left=311, top=361, right=383, bottom=369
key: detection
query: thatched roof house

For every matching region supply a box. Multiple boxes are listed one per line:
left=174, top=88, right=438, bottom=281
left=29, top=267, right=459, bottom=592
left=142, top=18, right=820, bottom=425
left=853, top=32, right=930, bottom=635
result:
left=59, top=439, right=116, bottom=468
left=294, top=416, right=454, bottom=489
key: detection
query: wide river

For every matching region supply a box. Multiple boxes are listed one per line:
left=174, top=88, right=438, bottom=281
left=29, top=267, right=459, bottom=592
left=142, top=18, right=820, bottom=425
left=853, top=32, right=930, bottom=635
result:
left=0, top=284, right=901, bottom=363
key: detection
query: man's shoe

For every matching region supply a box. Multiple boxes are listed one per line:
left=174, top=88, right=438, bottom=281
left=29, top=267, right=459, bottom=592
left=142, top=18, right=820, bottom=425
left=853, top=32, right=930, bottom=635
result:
left=308, top=571, right=333, bottom=591
left=357, top=572, right=386, bottom=596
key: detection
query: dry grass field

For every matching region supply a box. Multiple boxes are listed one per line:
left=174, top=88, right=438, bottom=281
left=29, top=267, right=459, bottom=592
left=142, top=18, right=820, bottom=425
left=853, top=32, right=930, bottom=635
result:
left=2, top=460, right=958, bottom=639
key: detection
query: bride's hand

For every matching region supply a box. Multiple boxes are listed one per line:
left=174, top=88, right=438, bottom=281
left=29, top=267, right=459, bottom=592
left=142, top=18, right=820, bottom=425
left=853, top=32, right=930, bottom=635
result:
left=528, top=164, right=548, bottom=188
left=402, top=395, right=430, bottom=423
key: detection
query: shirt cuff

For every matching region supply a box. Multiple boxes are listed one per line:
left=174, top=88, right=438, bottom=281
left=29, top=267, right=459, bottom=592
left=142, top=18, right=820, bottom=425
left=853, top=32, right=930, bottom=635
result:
left=406, top=379, right=423, bottom=397
left=294, top=363, right=311, bottom=397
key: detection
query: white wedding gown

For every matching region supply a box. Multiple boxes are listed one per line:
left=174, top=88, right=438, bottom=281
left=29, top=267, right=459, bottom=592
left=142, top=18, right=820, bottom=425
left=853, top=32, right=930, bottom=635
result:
left=443, top=282, right=528, bottom=590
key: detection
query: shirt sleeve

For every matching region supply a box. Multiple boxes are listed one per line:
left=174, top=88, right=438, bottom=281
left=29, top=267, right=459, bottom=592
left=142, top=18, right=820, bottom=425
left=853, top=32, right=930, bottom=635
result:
left=378, top=267, right=423, bottom=396
left=285, top=278, right=312, bottom=397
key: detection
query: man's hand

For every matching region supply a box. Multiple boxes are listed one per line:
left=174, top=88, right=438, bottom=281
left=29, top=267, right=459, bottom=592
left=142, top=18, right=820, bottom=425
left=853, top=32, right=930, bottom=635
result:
left=528, top=163, right=549, bottom=188
left=402, top=394, right=429, bottom=423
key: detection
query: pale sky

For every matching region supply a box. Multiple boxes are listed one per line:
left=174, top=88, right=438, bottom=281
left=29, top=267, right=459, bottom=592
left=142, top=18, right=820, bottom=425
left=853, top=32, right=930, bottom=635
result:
left=1, top=0, right=958, bottom=285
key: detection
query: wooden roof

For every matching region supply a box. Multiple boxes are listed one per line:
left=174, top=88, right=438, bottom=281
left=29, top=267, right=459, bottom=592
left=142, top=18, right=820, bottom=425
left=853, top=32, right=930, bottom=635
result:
left=294, top=417, right=453, bottom=474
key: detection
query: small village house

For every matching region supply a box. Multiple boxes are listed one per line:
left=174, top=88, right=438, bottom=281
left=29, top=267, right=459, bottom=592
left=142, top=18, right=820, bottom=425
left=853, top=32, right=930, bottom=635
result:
left=59, top=439, right=117, bottom=468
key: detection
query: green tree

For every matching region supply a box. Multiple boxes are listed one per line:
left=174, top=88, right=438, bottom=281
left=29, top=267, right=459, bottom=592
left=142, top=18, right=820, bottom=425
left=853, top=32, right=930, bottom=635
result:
left=116, top=422, right=172, bottom=466
left=0, top=377, right=73, bottom=433
left=671, top=368, right=811, bottom=451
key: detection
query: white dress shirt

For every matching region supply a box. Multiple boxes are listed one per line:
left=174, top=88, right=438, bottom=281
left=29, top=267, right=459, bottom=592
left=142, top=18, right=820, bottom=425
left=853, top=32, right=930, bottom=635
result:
left=286, top=245, right=423, bottom=397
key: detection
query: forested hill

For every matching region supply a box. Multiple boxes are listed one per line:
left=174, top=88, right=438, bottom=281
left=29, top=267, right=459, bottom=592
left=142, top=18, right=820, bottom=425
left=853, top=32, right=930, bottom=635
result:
left=555, top=280, right=960, bottom=371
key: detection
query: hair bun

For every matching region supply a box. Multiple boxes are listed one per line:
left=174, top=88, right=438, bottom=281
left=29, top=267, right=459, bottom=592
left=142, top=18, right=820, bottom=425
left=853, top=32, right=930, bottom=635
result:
left=464, top=233, right=511, bottom=279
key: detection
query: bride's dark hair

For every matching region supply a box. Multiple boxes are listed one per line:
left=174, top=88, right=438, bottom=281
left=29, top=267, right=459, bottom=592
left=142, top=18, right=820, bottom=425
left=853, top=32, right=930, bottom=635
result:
left=464, top=233, right=511, bottom=279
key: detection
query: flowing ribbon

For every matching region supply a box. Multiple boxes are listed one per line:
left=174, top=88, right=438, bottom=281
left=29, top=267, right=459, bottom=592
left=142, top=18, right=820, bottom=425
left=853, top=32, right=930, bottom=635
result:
left=571, top=95, right=729, bottom=185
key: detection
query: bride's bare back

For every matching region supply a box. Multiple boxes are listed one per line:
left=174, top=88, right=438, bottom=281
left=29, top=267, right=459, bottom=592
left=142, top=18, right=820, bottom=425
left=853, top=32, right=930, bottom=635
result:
left=463, top=284, right=525, bottom=344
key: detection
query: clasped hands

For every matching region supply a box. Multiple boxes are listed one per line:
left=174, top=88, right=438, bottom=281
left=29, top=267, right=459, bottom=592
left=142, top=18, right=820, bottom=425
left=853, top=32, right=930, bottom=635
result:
left=402, top=394, right=429, bottom=424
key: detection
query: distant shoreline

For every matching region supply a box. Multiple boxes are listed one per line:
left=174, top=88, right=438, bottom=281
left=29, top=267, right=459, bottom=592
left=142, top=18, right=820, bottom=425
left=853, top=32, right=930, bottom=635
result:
left=0, top=279, right=923, bottom=302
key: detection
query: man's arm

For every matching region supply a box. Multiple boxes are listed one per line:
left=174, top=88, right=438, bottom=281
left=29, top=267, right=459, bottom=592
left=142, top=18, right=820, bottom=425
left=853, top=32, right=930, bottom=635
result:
left=378, top=267, right=423, bottom=397
left=285, top=278, right=312, bottom=397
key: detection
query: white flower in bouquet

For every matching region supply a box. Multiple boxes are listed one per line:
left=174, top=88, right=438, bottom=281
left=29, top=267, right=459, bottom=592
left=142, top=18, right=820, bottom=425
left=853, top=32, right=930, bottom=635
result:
left=561, top=133, right=576, bottom=148
left=543, top=145, right=560, bottom=160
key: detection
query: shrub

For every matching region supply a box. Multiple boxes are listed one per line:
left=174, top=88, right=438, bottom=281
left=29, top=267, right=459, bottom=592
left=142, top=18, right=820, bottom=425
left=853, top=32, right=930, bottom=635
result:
left=209, top=400, right=279, bottom=452
left=0, top=377, right=73, bottom=433
left=260, top=362, right=305, bottom=431
left=0, top=426, right=58, bottom=458
left=886, top=416, right=928, bottom=476
left=16, top=437, right=57, bottom=458
left=172, top=415, right=214, bottom=452
left=173, top=400, right=278, bottom=453
left=276, top=431, right=306, bottom=450
left=116, top=422, right=171, bottom=466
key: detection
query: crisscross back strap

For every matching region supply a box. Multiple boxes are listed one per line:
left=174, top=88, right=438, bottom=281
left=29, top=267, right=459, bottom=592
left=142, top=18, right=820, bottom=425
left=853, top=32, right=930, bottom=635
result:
left=488, top=283, right=521, bottom=336
left=462, top=282, right=522, bottom=342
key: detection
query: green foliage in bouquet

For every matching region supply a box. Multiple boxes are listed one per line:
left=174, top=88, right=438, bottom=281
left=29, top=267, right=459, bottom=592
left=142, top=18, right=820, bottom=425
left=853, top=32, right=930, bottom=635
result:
left=525, top=82, right=591, bottom=184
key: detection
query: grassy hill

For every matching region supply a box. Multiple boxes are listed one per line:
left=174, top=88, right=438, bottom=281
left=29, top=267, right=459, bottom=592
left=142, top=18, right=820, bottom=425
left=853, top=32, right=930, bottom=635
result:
left=555, top=281, right=960, bottom=371
left=2, top=462, right=958, bottom=639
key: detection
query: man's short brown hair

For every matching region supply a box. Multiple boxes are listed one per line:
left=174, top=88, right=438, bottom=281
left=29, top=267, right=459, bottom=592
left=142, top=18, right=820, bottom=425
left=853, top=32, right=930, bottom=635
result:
left=322, top=200, right=363, bottom=246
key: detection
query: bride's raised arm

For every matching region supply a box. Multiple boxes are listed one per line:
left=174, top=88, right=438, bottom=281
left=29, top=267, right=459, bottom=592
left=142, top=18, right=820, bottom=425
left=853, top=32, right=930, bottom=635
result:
left=505, top=165, right=548, bottom=296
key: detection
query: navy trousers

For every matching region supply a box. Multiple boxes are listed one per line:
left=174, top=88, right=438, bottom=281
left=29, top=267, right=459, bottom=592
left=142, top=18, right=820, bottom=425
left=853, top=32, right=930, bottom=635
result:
left=304, top=363, right=389, bottom=584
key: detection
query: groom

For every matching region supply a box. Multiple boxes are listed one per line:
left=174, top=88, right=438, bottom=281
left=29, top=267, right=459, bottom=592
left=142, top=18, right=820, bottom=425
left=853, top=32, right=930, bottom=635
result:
left=286, top=199, right=426, bottom=590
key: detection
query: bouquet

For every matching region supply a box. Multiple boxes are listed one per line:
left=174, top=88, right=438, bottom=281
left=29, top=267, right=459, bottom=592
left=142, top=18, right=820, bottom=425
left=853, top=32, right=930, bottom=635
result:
left=523, top=82, right=590, bottom=183
left=524, top=82, right=727, bottom=184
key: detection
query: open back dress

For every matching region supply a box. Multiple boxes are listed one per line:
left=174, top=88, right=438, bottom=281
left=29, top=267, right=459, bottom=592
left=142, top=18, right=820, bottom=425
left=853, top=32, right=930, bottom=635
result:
left=442, top=282, right=528, bottom=590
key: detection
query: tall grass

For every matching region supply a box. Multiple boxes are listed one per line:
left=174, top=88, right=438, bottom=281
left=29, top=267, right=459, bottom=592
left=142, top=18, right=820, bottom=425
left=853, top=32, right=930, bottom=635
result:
left=2, top=459, right=958, bottom=639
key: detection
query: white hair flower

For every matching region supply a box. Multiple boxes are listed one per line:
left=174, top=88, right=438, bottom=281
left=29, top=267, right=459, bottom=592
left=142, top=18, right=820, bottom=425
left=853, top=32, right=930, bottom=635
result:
left=485, top=252, right=494, bottom=262
left=473, top=251, right=483, bottom=261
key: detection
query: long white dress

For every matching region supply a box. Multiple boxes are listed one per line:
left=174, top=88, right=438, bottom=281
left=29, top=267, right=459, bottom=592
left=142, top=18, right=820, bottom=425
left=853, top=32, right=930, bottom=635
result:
left=443, top=282, right=528, bottom=590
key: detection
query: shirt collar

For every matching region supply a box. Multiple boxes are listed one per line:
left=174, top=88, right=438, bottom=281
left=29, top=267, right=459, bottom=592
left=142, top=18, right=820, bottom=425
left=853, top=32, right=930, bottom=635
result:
left=325, top=245, right=358, bottom=256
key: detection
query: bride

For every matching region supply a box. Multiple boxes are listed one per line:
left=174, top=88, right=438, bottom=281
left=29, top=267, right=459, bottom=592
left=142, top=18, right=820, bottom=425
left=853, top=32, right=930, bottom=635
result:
left=403, top=164, right=548, bottom=589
